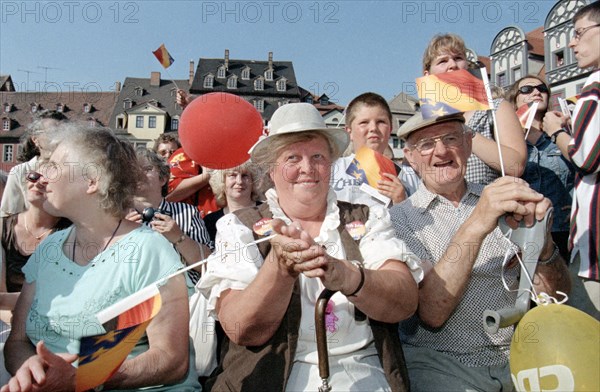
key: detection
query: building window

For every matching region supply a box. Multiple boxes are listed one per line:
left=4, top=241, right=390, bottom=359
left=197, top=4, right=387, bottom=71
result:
left=276, top=79, right=286, bottom=92
left=31, top=104, right=38, bottom=113
left=217, top=66, right=226, bottom=78
left=241, top=67, right=250, bottom=80
left=124, top=99, right=132, bottom=109
left=554, top=50, right=565, bottom=68
left=227, top=76, right=237, bottom=89
left=265, top=69, right=273, bottom=81
left=135, top=87, right=144, bottom=96
left=171, top=118, right=179, bottom=130
left=3, top=103, right=10, bottom=113
left=204, top=75, right=214, bottom=88
left=149, top=116, right=157, bottom=128
left=83, top=103, right=90, bottom=113
left=254, top=78, right=264, bottom=91
left=136, top=116, right=144, bottom=128
left=512, top=67, right=521, bottom=82
left=254, top=100, right=264, bottom=112
left=116, top=117, right=125, bottom=129
left=320, top=95, right=329, bottom=106
left=497, top=72, right=507, bottom=87
left=2, top=118, right=10, bottom=131
left=278, top=100, right=289, bottom=107
left=3, top=145, right=13, bottom=162
left=56, top=103, right=64, bottom=112
left=88, top=119, right=96, bottom=127
left=576, top=83, right=584, bottom=94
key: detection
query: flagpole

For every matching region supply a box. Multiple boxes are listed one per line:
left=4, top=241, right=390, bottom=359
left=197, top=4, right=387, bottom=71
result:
left=163, top=68, right=181, bottom=91
left=480, top=68, right=506, bottom=177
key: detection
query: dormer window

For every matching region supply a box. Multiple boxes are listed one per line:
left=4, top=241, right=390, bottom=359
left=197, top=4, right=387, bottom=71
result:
left=56, top=103, right=64, bottom=112
left=305, top=96, right=313, bottom=104
left=217, top=66, right=226, bottom=79
left=83, top=103, right=91, bottom=113
left=254, top=77, right=264, bottom=91
left=204, top=74, right=214, bottom=88
left=87, top=118, right=96, bottom=127
left=3, top=103, right=11, bottom=113
left=241, top=67, right=251, bottom=80
left=276, top=78, right=287, bottom=92
left=123, top=99, right=132, bottom=109
left=134, top=87, right=144, bottom=96
left=227, top=75, right=238, bottom=89
left=319, top=95, right=329, bottom=106
left=2, top=118, right=10, bottom=131
left=170, top=87, right=177, bottom=97
left=265, top=69, right=273, bottom=81
left=254, top=99, right=264, bottom=113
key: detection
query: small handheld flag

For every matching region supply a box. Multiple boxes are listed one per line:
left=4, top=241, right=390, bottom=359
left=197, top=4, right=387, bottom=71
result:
left=76, top=284, right=162, bottom=392
left=153, top=44, right=175, bottom=69
left=346, top=147, right=398, bottom=188
left=516, top=101, right=539, bottom=139
left=417, top=68, right=491, bottom=119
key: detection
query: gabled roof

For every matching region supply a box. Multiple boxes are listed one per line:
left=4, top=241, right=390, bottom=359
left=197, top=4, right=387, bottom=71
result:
left=190, top=57, right=300, bottom=98
left=109, top=75, right=187, bottom=130
left=388, top=93, right=419, bottom=114
left=0, top=75, right=16, bottom=92
left=0, top=91, right=118, bottom=140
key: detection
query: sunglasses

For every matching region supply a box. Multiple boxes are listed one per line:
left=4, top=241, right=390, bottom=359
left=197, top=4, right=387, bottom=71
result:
left=518, top=84, right=548, bottom=95
left=26, top=171, right=43, bottom=183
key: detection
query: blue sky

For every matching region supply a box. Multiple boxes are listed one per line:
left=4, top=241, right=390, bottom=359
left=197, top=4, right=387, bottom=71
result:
left=1, top=1, right=557, bottom=105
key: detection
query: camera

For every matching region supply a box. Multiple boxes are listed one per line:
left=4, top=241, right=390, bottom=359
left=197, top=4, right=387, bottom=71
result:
left=141, top=207, right=171, bottom=223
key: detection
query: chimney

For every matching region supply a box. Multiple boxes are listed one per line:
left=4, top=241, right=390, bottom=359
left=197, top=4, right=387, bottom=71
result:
left=224, top=49, right=229, bottom=70
left=268, top=51, right=273, bottom=69
left=114, top=81, right=121, bottom=93
left=189, top=59, right=195, bottom=86
left=150, top=72, right=161, bottom=87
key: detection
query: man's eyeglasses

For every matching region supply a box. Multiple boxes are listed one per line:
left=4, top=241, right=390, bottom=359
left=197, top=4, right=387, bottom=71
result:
left=408, top=131, right=472, bottom=155
left=518, top=84, right=549, bottom=95
left=26, top=171, right=42, bottom=183
left=573, top=24, right=600, bottom=41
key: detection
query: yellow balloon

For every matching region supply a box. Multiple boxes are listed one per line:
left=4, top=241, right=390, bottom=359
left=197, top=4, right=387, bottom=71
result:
left=510, top=304, right=599, bottom=391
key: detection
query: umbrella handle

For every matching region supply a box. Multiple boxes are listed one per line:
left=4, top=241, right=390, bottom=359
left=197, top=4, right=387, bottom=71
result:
left=315, top=288, right=337, bottom=391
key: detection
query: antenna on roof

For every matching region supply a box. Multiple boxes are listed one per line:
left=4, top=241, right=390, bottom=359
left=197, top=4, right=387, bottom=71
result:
left=37, top=65, right=62, bottom=84
left=17, top=69, right=40, bottom=91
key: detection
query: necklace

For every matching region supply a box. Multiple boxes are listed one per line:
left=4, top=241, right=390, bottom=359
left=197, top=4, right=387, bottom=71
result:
left=24, top=215, right=54, bottom=240
left=71, top=219, right=123, bottom=263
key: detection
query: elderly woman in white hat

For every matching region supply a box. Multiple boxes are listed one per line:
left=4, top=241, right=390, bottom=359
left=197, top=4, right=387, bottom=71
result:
left=199, top=103, right=422, bottom=391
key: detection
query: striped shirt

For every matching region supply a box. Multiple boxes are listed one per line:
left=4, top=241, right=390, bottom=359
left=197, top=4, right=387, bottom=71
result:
left=569, top=70, right=600, bottom=279
left=152, top=199, right=213, bottom=283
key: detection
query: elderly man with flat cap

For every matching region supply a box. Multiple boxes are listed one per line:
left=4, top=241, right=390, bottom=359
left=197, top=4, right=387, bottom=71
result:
left=389, top=112, right=570, bottom=392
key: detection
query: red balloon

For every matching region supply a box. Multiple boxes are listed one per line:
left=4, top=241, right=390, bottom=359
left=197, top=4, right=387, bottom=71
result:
left=179, top=92, right=264, bottom=169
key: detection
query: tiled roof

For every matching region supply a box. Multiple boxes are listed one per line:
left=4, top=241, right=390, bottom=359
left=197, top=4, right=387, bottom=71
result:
left=527, top=26, right=545, bottom=56
left=0, top=91, right=118, bottom=142
left=108, top=75, right=187, bottom=131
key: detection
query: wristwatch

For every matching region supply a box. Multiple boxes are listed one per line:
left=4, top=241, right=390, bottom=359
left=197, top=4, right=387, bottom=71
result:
left=550, top=128, right=568, bottom=144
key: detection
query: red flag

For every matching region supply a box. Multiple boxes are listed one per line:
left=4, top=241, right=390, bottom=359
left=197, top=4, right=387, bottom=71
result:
left=76, top=285, right=161, bottom=392
left=346, top=147, right=398, bottom=188
left=417, top=68, right=491, bottom=119
left=516, top=101, right=539, bottom=132
left=152, top=44, right=175, bottom=69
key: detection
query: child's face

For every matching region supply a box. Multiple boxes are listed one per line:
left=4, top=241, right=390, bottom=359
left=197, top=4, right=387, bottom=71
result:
left=347, top=104, right=392, bottom=155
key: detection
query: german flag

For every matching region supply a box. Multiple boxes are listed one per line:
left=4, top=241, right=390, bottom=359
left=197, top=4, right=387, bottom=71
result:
left=346, top=147, right=398, bottom=188
left=417, top=68, right=491, bottom=119
left=76, top=286, right=162, bottom=392
left=152, top=44, right=175, bottom=69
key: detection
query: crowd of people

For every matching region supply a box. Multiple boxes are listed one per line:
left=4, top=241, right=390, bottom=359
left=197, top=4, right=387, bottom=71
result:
left=0, top=2, right=597, bottom=391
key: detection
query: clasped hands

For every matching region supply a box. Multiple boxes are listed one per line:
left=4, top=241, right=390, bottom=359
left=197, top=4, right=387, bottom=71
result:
left=269, top=219, right=352, bottom=292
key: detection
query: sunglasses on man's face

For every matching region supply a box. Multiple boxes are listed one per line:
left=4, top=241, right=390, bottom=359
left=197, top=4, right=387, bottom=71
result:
left=518, top=84, right=549, bottom=95
left=26, top=171, right=42, bottom=183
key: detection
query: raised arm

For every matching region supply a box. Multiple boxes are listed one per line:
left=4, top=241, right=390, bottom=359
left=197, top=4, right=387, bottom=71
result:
left=469, top=101, right=527, bottom=177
